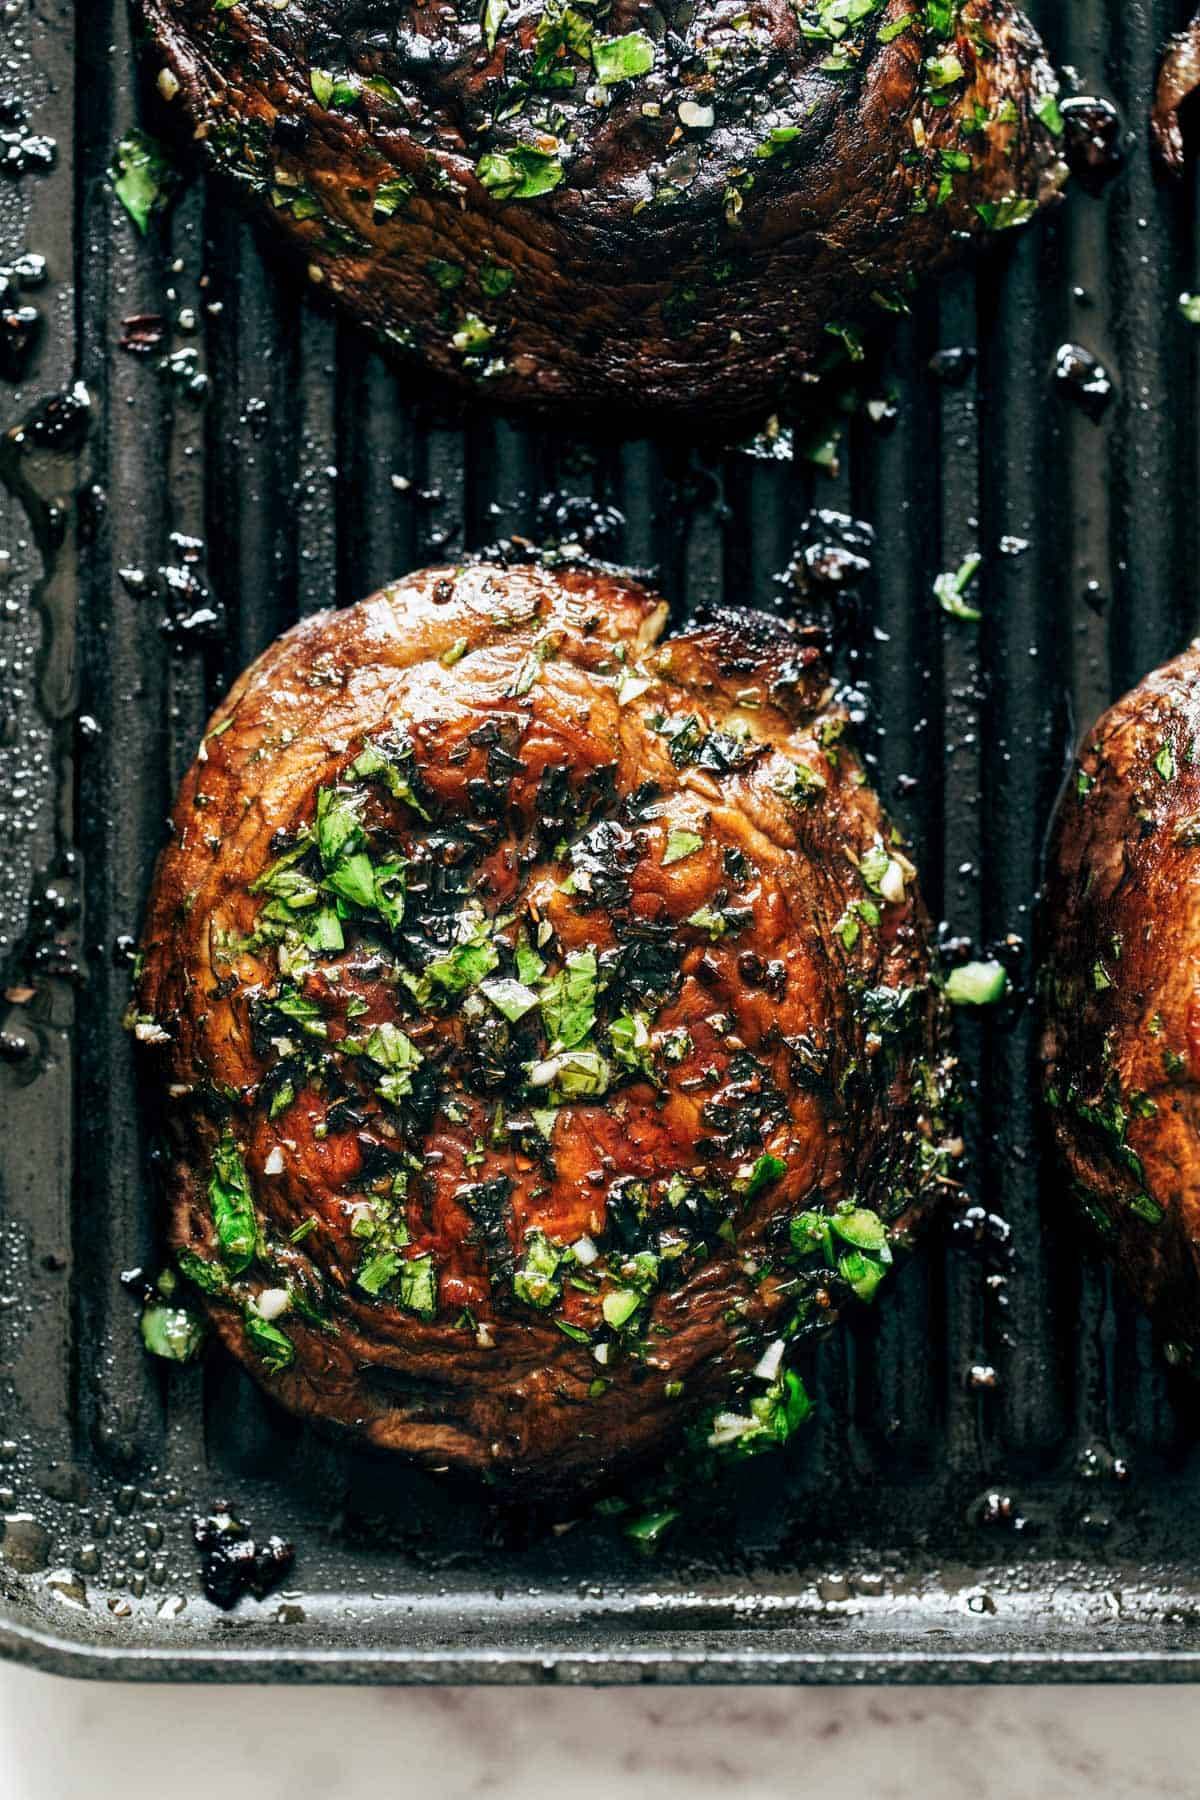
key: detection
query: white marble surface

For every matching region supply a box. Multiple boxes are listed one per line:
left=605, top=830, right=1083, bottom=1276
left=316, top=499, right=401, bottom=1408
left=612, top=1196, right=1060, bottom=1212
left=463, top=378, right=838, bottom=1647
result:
left=1, top=1669, right=1197, bottom=1798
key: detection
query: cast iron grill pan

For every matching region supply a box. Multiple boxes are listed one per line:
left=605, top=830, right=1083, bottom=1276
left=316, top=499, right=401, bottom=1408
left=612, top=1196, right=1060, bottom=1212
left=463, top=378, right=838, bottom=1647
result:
left=1, top=0, right=1200, bottom=1682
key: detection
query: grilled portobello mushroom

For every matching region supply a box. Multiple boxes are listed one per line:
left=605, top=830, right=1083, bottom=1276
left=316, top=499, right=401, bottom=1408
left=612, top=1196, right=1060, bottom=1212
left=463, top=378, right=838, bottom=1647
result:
left=1041, top=647, right=1200, bottom=1363
left=137, top=0, right=1066, bottom=430
left=134, top=561, right=953, bottom=1491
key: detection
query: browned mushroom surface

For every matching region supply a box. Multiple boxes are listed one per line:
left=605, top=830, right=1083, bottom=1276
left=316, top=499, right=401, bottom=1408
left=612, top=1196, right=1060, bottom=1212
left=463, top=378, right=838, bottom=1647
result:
left=1041, top=645, right=1200, bottom=1362
left=135, top=561, right=953, bottom=1491
left=137, top=0, right=1066, bottom=429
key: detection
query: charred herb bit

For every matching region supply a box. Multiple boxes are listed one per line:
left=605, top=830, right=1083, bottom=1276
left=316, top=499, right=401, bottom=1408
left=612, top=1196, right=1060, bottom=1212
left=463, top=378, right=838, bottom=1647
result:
left=567, top=819, right=639, bottom=909
left=347, top=732, right=432, bottom=821
left=659, top=1026, right=693, bottom=1066
left=462, top=1175, right=517, bottom=1291
left=859, top=982, right=921, bottom=1038
left=402, top=904, right=500, bottom=1005
left=208, top=1136, right=257, bottom=1275
left=604, top=1176, right=654, bottom=1252
left=192, top=1506, right=296, bottom=1612
left=615, top=916, right=683, bottom=1004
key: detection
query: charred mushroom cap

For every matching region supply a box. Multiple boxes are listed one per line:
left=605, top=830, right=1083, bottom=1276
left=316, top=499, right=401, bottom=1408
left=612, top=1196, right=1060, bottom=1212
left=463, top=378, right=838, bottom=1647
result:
left=137, top=0, right=1067, bottom=430
left=135, top=561, right=953, bottom=1491
left=1041, top=645, right=1200, bottom=1364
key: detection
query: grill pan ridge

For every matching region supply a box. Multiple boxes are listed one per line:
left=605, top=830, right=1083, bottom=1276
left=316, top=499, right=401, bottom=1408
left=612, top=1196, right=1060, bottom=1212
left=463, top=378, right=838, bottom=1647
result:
left=2, top=0, right=1200, bottom=1683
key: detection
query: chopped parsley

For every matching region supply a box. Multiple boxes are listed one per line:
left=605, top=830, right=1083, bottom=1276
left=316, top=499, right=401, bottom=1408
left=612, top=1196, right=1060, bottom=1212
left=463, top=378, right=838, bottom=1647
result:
left=208, top=1137, right=257, bottom=1275
left=592, top=30, right=655, bottom=83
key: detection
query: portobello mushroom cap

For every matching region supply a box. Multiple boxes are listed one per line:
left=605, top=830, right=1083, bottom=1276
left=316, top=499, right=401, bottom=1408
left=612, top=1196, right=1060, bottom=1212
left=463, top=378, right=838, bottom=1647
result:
left=1041, top=645, right=1200, bottom=1361
left=135, top=561, right=953, bottom=1490
left=137, top=0, right=1067, bottom=430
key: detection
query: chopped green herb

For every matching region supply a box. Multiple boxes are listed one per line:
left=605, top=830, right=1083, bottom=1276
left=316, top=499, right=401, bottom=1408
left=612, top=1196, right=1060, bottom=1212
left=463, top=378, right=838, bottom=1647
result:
left=975, top=195, right=1039, bottom=231
left=243, top=1310, right=295, bottom=1374
left=482, top=0, right=508, bottom=50
left=830, top=1207, right=889, bottom=1253
left=539, top=948, right=597, bottom=1050
left=347, top=735, right=431, bottom=820
left=525, top=1045, right=611, bottom=1102
left=944, top=960, right=1008, bottom=1006
left=602, top=1287, right=642, bottom=1330
left=934, top=553, right=982, bottom=621
left=373, top=176, right=414, bottom=220
left=311, top=68, right=361, bottom=108
left=480, top=261, right=515, bottom=298
left=476, top=144, right=565, bottom=201
left=662, top=826, right=703, bottom=866
left=513, top=1229, right=564, bottom=1309
left=397, top=1252, right=438, bottom=1319
left=592, top=29, right=656, bottom=83
left=111, top=129, right=177, bottom=235
left=480, top=976, right=540, bottom=1021
left=208, top=1136, right=257, bottom=1275
left=356, top=1250, right=402, bottom=1297
left=925, top=51, right=964, bottom=88
left=623, top=1508, right=680, bottom=1550
left=364, top=1022, right=424, bottom=1105
left=141, top=1303, right=205, bottom=1363
left=1035, top=92, right=1064, bottom=135
left=735, top=1153, right=787, bottom=1198
left=707, top=1369, right=812, bottom=1455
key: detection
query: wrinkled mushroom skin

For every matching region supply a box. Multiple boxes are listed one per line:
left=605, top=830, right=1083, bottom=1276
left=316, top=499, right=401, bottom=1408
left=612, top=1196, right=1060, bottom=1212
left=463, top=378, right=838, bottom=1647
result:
left=138, top=0, right=1066, bottom=430
left=1152, top=8, right=1200, bottom=175
left=1041, top=646, right=1200, bottom=1358
left=135, top=563, right=952, bottom=1492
